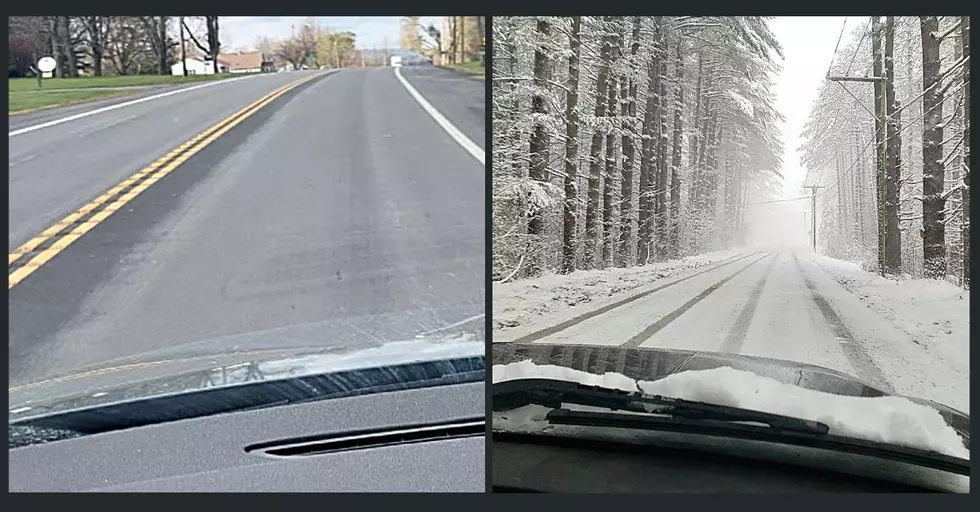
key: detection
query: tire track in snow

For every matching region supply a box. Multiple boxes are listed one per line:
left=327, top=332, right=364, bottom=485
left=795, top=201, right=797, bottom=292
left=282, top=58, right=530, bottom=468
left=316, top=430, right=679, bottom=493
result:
left=621, top=252, right=774, bottom=348
left=791, top=252, right=892, bottom=392
left=718, top=254, right=780, bottom=354
left=508, top=251, right=763, bottom=345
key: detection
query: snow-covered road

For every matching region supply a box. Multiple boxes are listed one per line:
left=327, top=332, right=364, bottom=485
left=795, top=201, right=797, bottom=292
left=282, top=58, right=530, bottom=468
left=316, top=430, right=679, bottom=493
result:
left=493, top=248, right=968, bottom=413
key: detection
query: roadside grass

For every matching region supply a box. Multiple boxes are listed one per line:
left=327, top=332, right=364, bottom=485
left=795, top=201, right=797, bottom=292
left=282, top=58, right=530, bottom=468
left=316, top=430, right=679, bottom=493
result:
left=8, top=73, right=234, bottom=93
left=9, top=89, right=134, bottom=115
left=444, top=60, right=485, bottom=79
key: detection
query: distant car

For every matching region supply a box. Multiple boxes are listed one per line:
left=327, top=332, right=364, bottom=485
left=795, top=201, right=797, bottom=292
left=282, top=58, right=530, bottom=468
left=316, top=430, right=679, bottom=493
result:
left=390, top=56, right=403, bottom=68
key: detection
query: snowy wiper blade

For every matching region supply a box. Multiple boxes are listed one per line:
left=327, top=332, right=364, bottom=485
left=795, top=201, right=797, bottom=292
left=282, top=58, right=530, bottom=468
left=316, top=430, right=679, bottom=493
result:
left=493, top=378, right=970, bottom=476
left=493, top=378, right=829, bottom=434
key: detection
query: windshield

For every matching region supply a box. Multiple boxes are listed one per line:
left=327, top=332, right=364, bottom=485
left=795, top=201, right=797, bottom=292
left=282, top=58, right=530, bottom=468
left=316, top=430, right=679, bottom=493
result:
left=9, top=16, right=485, bottom=420
left=491, top=14, right=969, bottom=474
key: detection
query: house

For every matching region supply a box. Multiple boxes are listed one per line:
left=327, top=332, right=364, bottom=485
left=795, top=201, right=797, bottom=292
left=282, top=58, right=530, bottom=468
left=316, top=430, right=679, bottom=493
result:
left=171, top=57, right=207, bottom=76
left=217, top=51, right=266, bottom=74
left=171, top=57, right=231, bottom=76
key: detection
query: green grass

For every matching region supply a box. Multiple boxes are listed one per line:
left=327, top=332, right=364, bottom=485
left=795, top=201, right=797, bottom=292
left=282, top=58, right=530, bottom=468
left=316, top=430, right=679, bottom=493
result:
left=445, top=60, right=485, bottom=79
left=9, top=89, right=135, bottom=114
left=9, top=73, right=234, bottom=93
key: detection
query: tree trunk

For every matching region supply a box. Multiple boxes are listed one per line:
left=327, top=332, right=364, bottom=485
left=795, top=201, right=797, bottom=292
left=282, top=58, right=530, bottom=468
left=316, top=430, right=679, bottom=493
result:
left=61, top=17, right=77, bottom=77
left=207, top=16, right=220, bottom=72
left=669, top=40, right=684, bottom=259
left=584, top=18, right=614, bottom=269
left=836, top=149, right=846, bottom=242
left=159, top=16, right=169, bottom=75
left=962, top=16, right=971, bottom=288
left=882, top=16, right=902, bottom=275
left=637, top=17, right=662, bottom=265
left=654, top=31, right=669, bottom=260
left=179, top=16, right=187, bottom=77
left=561, top=16, right=582, bottom=275
left=602, top=26, right=622, bottom=268
left=694, top=77, right=714, bottom=217
left=920, top=16, right=946, bottom=278
left=526, top=18, right=552, bottom=277
left=871, top=17, right=887, bottom=273
left=618, top=17, right=642, bottom=267
left=49, top=17, right=63, bottom=78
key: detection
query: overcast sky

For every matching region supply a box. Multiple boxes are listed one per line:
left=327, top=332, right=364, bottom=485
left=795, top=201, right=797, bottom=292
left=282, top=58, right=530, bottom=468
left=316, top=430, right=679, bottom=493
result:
left=769, top=16, right=870, bottom=202
left=220, top=17, right=443, bottom=51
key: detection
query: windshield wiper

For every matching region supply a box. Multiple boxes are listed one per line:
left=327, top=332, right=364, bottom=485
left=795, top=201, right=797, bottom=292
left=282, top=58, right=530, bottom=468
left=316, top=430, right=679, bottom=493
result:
left=493, top=378, right=970, bottom=476
left=493, top=378, right=829, bottom=434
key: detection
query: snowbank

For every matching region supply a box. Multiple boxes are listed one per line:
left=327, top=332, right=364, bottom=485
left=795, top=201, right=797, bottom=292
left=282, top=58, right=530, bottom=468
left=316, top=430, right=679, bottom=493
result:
left=801, top=252, right=969, bottom=413
left=493, top=249, right=740, bottom=333
left=493, top=360, right=969, bottom=460
left=809, top=253, right=968, bottom=366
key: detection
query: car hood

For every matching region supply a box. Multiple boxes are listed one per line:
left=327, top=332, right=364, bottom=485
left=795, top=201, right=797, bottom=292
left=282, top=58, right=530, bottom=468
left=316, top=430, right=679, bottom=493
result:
left=10, top=313, right=485, bottom=421
left=492, top=343, right=969, bottom=440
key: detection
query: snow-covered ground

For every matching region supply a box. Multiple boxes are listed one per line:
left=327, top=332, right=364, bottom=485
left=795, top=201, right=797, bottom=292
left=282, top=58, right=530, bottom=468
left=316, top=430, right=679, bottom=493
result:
left=492, top=247, right=969, bottom=414
left=493, top=249, right=740, bottom=334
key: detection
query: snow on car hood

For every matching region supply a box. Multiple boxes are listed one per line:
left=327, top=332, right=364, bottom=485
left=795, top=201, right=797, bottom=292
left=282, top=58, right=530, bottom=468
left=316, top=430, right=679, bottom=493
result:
left=493, top=359, right=969, bottom=460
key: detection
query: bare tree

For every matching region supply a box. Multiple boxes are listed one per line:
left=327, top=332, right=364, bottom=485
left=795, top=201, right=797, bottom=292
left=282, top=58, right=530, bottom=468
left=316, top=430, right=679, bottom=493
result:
left=602, top=22, right=623, bottom=267
left=526, top=18, right=552, bottom=276
left=79, top=16, right=110, bottom=76
left=882, top=16, right=902, bottom=275
left=962, top=16, right=971, bottom=287
left=920, top=16, right=945, bottom=278
left=560, top=16, right=583, bottom=274
left=584, top=18, right=614, bottom=269
left=618, top=17, right=642, bottom=267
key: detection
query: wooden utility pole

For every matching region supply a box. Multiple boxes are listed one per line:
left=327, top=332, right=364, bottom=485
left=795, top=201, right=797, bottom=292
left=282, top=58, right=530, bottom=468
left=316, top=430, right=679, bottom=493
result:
left=804, top=185, right=826, bottom=251
left=826, top=18, right=898, bottom=275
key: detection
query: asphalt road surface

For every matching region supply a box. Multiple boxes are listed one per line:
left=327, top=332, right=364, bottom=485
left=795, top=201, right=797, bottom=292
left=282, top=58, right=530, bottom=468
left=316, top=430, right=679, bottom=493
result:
left=9, top=67, right=485, bottom=387
left=501, top=250, right=894, bottom=393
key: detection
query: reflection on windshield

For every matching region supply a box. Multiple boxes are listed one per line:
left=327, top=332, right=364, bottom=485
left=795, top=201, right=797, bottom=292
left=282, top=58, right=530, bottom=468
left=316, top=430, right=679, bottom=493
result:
left=198, top=362, right=266, bottom=388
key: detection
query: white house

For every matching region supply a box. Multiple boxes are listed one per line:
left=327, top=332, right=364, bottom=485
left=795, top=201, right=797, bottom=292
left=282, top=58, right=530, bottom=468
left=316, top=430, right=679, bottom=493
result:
left=171, top=57, right=230, bottom=76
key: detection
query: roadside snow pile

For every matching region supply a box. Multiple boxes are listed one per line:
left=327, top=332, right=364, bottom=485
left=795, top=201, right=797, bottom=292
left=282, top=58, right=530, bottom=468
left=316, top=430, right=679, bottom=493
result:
left=804, top=252, right=969, bottom=412
left=808, top=253, right=968, bottom=364
left=493, top=360, right=969, bottom=460
left=493, top=249, right=739, bottom=332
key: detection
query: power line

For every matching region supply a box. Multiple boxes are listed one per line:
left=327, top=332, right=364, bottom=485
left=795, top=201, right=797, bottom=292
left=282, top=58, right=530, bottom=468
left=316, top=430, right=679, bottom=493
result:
left=826, top=17, right=848, bottom=78
left=844, top=18, right=871, bottom=76
left=741, top=196, right=811, bottom=207
left=814, top=78, right=970, bottom=211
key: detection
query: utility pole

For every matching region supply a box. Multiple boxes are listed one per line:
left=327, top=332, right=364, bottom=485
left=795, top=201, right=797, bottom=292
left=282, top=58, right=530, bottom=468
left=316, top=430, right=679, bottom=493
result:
left=826, top=22, right=893, bottom=273
left=803, top=185, right=826, bottom=252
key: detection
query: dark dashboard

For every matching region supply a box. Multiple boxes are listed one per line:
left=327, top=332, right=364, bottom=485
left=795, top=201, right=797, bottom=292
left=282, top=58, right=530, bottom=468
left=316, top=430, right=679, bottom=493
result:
left=492, top=431, right=964, bottom=493
left=9, top=382, right=485, bottom=492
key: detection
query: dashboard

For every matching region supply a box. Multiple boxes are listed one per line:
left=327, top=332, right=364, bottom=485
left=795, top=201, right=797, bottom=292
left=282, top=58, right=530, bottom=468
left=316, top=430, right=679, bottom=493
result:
left=493, top=432, right=963, bottom=492
left=9, top=382, right=485, bottom=492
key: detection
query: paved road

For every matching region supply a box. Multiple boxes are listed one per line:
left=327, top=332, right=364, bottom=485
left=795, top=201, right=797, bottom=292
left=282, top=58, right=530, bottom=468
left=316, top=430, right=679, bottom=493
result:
left=9, top=67, right=485, bottom=387
left=501, top=250, right=894, bottom=393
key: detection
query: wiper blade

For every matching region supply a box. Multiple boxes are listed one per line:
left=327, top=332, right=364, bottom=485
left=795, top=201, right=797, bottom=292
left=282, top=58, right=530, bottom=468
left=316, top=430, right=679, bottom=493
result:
left=494, top=378, right=970, bottom=477
left=493, top=378, right=829, bottom=434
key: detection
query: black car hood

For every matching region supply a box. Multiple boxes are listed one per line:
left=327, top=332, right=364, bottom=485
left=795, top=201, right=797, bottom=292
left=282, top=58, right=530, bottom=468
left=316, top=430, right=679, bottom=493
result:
left=492, top=343, right=969, bottom=441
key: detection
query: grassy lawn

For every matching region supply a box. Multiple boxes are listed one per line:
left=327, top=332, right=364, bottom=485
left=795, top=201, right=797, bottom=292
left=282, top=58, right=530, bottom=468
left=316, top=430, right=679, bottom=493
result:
left=9, top=73, right=234, bottom=93
left=9, top=89, right=135, bottom=114
left=445, top=60, right=485, bottom=79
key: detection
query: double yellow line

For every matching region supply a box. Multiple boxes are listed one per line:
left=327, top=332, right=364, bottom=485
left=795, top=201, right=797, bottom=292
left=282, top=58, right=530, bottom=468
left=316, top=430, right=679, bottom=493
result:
left=8, top=73, right=319, bottom=290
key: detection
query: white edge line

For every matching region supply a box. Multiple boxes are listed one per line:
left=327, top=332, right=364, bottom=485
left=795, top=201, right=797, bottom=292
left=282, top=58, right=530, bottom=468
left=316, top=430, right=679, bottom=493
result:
left=8, top=74, right=261, bottom=137
left=393, top=67, right=485, bottom=166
